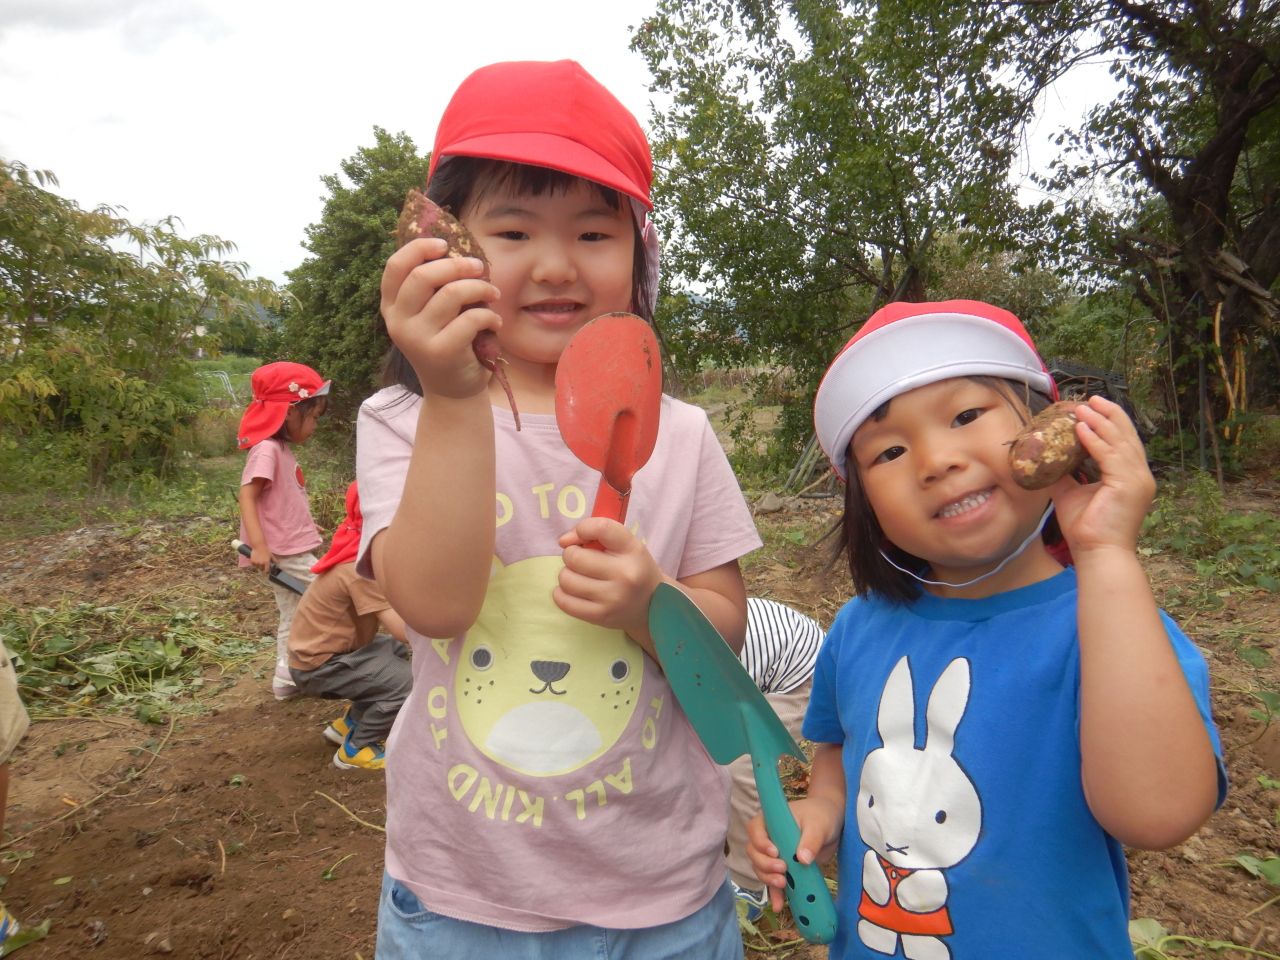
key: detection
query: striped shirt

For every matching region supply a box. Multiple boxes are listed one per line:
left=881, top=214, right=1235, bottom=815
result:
left=740, top=598, right=825, bottom=694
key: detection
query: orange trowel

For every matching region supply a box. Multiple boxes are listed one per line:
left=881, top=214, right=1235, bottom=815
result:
left=555, top=313, right=663, bottom=547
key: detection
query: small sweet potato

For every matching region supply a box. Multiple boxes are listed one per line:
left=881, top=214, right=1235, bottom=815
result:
left=395, top=189, right=520, bottom=430
left=1009, top=401, right=1089, bottom=490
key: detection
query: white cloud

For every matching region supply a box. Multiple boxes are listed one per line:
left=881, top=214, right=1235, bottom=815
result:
left=0, top=0, right=223, bottom=47
left=0, top=0, right=666, bottom=283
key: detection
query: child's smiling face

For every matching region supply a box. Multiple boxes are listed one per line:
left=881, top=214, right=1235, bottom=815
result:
left=850, top=378, right=1055, bottom=584
left=461, top=179, right=635, bottom=366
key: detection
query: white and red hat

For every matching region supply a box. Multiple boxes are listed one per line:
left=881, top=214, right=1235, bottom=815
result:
left=814, top=300, right=1056, bottom=479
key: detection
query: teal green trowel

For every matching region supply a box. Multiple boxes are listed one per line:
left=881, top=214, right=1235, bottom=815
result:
left=648, top=583, right=837, bottom=944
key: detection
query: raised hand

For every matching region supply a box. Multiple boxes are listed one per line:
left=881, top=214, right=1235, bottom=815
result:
left=379, top=237, right=501, bottom=400
left=1047, top=395, right=1156, bottom=559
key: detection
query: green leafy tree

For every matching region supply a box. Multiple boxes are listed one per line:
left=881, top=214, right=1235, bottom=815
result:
left=283, top=128, right=431, bottom=414
left=919, top=1, right=1280, bottom=447
left=110, top=217, right=280, bottom=384
left=632, top=0, right=1049, bottom=458
left=0, top=161, right=130, bottom=337
left=922, top=235, right=1069, bottom=343
left=1, top=158, right=281, bottom=482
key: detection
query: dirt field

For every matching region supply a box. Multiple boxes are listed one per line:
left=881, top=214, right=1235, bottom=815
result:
left=0, top=483, right=1277, bottom=959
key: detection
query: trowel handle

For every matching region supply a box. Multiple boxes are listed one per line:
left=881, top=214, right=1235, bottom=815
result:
left=751, top=751, right=838, bottom=944
left=584, top=476, right=631, bottom=551
left=231, top=540, right=308, bottom=596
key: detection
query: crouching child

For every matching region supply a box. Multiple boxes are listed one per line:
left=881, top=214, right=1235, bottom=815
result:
left=288, top=482, right=411, bottom=771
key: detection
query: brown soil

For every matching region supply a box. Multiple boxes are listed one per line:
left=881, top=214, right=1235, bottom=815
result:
left=0, top=524, right=385, bottom=960
left=0, top=485, right=1277, bottom=959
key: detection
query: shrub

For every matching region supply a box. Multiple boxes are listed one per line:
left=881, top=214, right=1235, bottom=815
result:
left=1143, top=472, right=1280, bottom=593
left=0, top=336, right=199, bottom=484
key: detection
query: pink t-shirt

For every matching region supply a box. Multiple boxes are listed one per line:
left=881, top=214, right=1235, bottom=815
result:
left=356, top=387, right=762, bottom=932
left=238, top=438, right=322, bottom=566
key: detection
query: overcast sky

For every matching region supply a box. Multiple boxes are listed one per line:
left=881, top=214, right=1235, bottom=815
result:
left=1, top=1, right=1114, bottom=286
left=0, top=0, right=663, bottom=284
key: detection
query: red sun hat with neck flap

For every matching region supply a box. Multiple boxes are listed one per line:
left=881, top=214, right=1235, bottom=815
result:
left=237, top=361, right=330, bottom=451
left=311, top=482, right=361, bottom=575
left=813, top=300, right=1057, bottom=480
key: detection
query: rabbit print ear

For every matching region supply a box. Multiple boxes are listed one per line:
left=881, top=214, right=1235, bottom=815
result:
left=924, top=657, right=972, bottom=756
left=876, top=656, right=916, bottom=749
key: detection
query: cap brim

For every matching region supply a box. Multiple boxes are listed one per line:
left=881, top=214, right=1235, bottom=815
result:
left=441, top=132, right=652, bottom=209
left=814, top=314, right=1054, bottom=479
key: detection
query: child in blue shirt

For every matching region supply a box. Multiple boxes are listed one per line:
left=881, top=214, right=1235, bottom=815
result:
left=747, top=300, right=1225, bottom=959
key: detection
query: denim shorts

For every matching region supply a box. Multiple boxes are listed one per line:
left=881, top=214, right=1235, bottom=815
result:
left=375, top=871, right=744, bottom=960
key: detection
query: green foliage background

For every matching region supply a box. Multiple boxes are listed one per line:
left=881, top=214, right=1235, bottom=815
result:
left=0, top=160, right=280, bottom=486
left=5, top=1, right=1280, bottom=491
left=281, top=128, right=431, bottom=414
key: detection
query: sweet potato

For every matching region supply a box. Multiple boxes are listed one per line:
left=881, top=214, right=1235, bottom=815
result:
left=395, top=189, right=520, bottom=430
left=1008, top=400, right=1089, bottom=490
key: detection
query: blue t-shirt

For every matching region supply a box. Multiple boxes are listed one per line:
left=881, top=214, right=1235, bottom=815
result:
left=803, top=568, right=1225, bottom=960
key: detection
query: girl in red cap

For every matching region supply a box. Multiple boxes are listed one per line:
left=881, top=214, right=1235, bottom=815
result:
left=746, top=302, right=1225, bottom=958
left=358, top=61, right=759, bottom=957
left=237, top=360, right=331, bottom=701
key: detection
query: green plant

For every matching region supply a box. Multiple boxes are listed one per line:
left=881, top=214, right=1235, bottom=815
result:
left=321, top=853, right=356, bottom=881
left=1231, top=854, right=1280, bottom=886
left=0, top=158, right=279, bottom=485
left=1130, top=918, right=1279, bottom=959
left=1212, top=854, right=1280, bottom=927
left=1, top=336, right=201, bottom=484
left=1, top=917, right=51, bottom=955
left=183, top=408, right=240, bottom=459
left=1143, top=472, right=1280, bottom=594
left=0, top=601, right=272, bottom=720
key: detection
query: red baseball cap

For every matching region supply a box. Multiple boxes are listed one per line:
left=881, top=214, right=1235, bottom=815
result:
left=237, top=361, right=330, bottom=450
left=813, top=300, right=1057, bottom=479
left=312, top=482, right=361, bottom=574
left=428, top=60, right=653, bottom=210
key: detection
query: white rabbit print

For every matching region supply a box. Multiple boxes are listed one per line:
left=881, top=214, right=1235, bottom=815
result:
left=855, top=656, right=981, bottom=960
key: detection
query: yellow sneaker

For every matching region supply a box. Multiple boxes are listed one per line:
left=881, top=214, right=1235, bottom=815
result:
left=333, top=730, right=384, bottom=771
left=323, top=706, right=355, bottom=746
left=0, top=900, right=20, bottom=938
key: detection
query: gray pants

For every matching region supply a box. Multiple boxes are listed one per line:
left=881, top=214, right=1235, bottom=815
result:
left=290, top=635, right=412, bottom=749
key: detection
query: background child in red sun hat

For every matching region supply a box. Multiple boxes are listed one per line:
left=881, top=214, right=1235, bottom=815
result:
left=237, top=361, right=329, bottom=701
left=360, top=60, right=759, bottom=957
left=286, top=481, right=410, bottom=772
left=746, top=301, right=1225, bottom=959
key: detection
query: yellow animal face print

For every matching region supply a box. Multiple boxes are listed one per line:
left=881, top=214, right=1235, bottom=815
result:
left=456, top=556, right=644, bottom=777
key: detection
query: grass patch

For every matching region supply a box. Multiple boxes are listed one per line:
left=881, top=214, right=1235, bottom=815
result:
left=1142, top=471, right=1280, bottom=600
left=0, top=599, right=272, bottom=722
left=0, top=426, right=354, bottom=542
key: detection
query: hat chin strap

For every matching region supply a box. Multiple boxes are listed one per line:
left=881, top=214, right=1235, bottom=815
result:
left=880, top=503, right=1055, bottom=590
